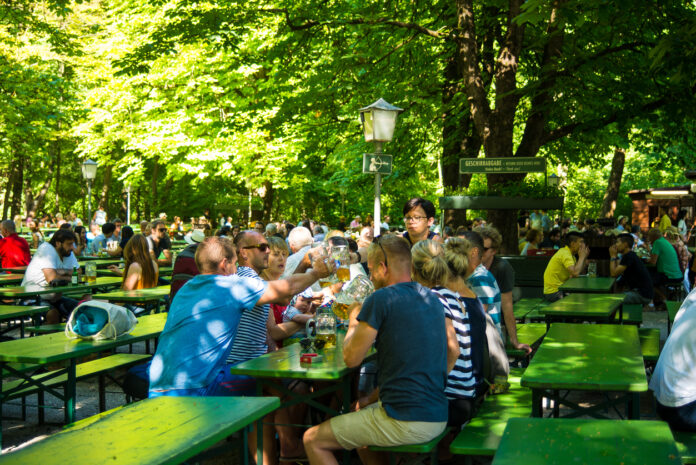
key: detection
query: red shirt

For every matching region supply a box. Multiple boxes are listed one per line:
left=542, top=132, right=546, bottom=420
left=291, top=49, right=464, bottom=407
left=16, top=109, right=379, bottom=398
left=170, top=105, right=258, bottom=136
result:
left=0, top=233, right=31, bottom=268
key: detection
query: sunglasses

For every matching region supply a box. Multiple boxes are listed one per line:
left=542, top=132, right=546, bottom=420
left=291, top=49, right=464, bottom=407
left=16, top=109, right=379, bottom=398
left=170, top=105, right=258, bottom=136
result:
left=243, top=243, right=270, bottom=252
left=372, top=236, right=388, bottom=268
left=158, top=228, right=167, bottom=232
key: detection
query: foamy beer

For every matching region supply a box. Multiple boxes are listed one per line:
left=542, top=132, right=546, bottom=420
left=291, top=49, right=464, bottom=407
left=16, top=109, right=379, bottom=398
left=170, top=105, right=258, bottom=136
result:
left=331, top=275, right=374, bottom=320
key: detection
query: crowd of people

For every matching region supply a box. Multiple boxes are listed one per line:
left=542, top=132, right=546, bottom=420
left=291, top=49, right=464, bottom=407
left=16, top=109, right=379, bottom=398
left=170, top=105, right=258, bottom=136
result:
left=1, top=198, right=695, bottom=463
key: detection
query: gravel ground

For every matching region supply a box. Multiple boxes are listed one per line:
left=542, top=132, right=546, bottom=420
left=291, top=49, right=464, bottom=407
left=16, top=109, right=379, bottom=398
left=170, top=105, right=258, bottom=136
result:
left=0, top=309, right=670, bottom=461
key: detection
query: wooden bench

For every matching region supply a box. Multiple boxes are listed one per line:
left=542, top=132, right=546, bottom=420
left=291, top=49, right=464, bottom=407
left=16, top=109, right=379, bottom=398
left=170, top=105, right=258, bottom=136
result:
left=612, top=303, right=643, bottom=325
left=450, top=367, right=531, bottom=458
left=506, top=323, right=546, bottom=366
left=674, top=430, right=696, bottom=465
left=3, top=353, right=151, bottom=422
left=368, top=427, right=452, bottom=465
left=667, top=300, right=682, bottom=334
left=638, top=327, right=661, bottom=362
left=26, top=323, right=67, bottom=334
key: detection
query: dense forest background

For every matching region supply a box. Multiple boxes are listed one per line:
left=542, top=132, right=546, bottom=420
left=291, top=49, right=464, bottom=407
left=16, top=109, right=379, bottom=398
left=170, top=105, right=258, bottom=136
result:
left=2, top=0, right=696, bottom=233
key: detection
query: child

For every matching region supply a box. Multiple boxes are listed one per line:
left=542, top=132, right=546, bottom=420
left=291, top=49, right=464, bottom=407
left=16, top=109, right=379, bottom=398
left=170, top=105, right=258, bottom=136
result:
left=282, top=288, right=317, bottom=344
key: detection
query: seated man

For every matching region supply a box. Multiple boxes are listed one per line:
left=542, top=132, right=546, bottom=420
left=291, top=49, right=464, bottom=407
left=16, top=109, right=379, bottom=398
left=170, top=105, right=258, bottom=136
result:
left=303, top=235, right=448, bottom=465
left=21, top=229, right=80, bottom=324
left=609, top=233, right=653, bottom=306
left=646, top=227, right=683, bottom=302
left=0, top=219, right=31, bottom=268
left=650, top=289, right=696, bottom=432
left=147, top=219, right=173, bottom=267
left=542, top=231, right=590, bottom=302
left=92, top=222, right=117, bottom=251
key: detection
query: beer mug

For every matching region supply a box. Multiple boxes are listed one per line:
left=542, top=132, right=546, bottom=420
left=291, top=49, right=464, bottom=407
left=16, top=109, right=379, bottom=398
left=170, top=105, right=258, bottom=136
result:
left=587, top=261, right=597, bottom=278
left=330, top=245, right=351, bottom=282
left=305, top=312, right=337, bottom=349
left=332, top=275, right=374, bottom=320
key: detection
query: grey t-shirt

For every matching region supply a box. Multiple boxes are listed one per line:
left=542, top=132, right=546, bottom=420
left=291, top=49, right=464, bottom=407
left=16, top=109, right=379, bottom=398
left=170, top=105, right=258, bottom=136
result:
left=488, top=255, right=514, bottom=294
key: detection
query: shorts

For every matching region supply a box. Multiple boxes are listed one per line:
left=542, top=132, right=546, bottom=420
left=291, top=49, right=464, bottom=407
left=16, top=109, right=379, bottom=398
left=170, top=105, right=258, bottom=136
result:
left=329, top=402, right=446, bottom=450
left=149, top=366, right=257, bottom=398
left=623, top=290, right=652, bottom=305
left=543, top=290, right=564, bottom=303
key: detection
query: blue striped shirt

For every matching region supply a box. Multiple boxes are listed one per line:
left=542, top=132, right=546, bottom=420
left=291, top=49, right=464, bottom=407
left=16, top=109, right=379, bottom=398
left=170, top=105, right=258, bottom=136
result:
left=226, top=267, right=269, bottom=365
left=432, top=287, right=476, bottom=399
left=468, top=264, right=502, bottom=338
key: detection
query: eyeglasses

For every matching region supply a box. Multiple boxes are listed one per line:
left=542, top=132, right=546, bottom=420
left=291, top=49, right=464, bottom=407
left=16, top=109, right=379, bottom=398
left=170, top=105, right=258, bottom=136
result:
left=243, top=243, right=270, bottom=252
left=404, top=216, right=427, bottom=223
left=157, top=228, right=167, bottom=232
left=373, top=236, right=388, bottom=268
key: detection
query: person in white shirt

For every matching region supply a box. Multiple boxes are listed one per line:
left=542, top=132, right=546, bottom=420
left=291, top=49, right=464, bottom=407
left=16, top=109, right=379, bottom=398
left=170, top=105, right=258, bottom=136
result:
left=21, top=229, right=80, bottom=324
left=650, top=288, right=696, bottom=431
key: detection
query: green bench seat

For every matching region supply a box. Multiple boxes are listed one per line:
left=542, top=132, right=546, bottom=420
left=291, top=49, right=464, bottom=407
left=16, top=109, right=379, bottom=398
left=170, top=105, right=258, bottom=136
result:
left=26, top=323, right=67, bottom=334
left=638, top=327, right=661, bottom=362
left=667, top=300, right=682, bottom=334
left=506, top=323, right=546, bottom=360
left=450, top=367, right=531, bottom=457
left=4, top=353, right=151, bottom=420
left=512, top=298, right=543, bottom=321
left=612, top=303, right=643, bottom=325
left=674, top=430, right=696, bottom=464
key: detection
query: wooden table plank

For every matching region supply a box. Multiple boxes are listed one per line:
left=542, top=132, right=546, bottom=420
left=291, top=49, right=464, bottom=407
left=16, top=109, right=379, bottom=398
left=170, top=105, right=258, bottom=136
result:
left=0, top=274, right=26, bottom=286
left=492, top=417, right=681, bottom=465
left=93, top=286, right=171, bottom=303
left=0, top=396, right=280, bottom=465
left=0, top=277, right=122, bottom=299
left=537, top=293, right=624, bottom=320
left=560, top=276, right=616, bottom=293
left=0, top=304, right=49, bottom=320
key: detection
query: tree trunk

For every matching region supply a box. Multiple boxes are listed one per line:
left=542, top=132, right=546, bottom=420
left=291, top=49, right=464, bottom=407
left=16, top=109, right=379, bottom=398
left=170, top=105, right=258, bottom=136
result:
left=150, top=158, right=159, bottom=216
left=100, top=164, right=112, bottom=210
left=54, top=138, right=61, bottom=212
left=487, top=208, right=520, bottom=255
left=261, top=181, right=274, bottom=222
left=3, top=165, right=13, bottom=219
left=600, top=147, right=626, bottom=218
left=10, top=151, right=24, bottom=218
left=29, top=157, right=55, bottom=214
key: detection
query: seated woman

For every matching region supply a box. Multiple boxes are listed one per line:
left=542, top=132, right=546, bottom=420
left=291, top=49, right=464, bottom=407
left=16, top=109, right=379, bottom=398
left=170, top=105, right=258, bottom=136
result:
left=29, top=222, right=44, bottom=249
left=521, top=228, right=543, bottom=256
left=107, top=235, right=159, bottom=314
left=73, top=225, right=88, bottom=256
left=260, top=236, right=291, bottom=325
left=106, top=226, right=134, bottom=258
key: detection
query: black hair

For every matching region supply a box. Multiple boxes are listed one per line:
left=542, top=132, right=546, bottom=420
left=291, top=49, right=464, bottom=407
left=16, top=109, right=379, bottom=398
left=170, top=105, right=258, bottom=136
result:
left=59, top=223, right=72, bottom=230
left=328, top=236, right=349, bottom=248
left=565, top=231, right=584, bottom=245
left=49, top=229, right=77, bottom=246
left=101, top=222, right=116, bottom=235
left=457, top=230, right=484, bottom=252
left=617, top=233, right=634, bottom=249
left=402, top=197, right=436, bottom=219
left=120, top=226, right=134, bottom=249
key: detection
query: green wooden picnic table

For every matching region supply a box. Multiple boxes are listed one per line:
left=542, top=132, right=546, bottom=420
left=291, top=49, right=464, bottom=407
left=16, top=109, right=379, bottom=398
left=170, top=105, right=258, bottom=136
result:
left=0, top=273, right=25, bottom=286
left=559, top=276, right=616, bottom=293
left=92, top=286, right=170, bottom=313
left=0, top=265, right=27, bottom=274
left=77, top=259, right=123, bottom=268
left=0, top=304, right=50, bottom=338
left=0, top=396, right=280, bottom=465
left=0, top=276, right=122, bottom=299
left=537, top=292, right=625, bottom=327
left=96, top=266, right=172, bottom=278
left=521, top=323, right=648, bottom=419
left=492, top=417, right=681, bottom=465
left=0, top=312, right=167, bottom=444
left=512, top=298, right=543, bottom=321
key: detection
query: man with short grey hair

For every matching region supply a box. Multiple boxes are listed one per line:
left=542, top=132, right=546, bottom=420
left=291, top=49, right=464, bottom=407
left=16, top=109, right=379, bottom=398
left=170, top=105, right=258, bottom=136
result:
left=283, top=226, right=314, bottom=277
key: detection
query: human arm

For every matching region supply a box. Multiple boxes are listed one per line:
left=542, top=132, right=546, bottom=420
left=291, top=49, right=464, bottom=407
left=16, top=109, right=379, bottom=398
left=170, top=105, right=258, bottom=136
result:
left=42, top=267, right=71, bottom=283
left=608, top=244, right=627, bottom=277
left=445, top=317, right=459, bottom=373
left=107, top=264, right=124, bottom=277
left=290, top=311, right=316, bottom=325
left=501, top=291, right=531, bottom=354
left=567, top=244, right=590, bottom=277
left=107, top=245, right=122, bottom=257
left=156, top=249, right=172, bottom=267
left=342, top=303, right=378, bottom=368
left=266, top=311, right=302, bottom=340
left=122, top=262, right=142, bottom=290
left=257, top=258, right=334, bottom=305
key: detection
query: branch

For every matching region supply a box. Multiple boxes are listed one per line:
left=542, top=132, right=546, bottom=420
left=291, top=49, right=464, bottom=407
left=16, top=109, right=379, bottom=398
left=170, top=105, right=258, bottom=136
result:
left=549, top=41, right=653, bottom=79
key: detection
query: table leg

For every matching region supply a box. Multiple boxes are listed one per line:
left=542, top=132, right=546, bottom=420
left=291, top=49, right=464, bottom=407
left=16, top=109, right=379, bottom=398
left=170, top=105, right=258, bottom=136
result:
left=256, top=418, right=263, bottom=465
left=65, top=359, right=77, bottom=424
left=619, top=304, right=624, bottom=325
left=243, top=425, right=250, bottom=465
left=532, top=389, right=543, bottom=417
left=0, top=361, right=4, bottom=446
left=629, top=393, right=640, bottom=419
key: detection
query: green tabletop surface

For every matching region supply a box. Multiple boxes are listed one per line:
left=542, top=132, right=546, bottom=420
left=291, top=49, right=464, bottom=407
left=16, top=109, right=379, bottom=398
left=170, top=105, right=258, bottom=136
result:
left=560, top=276, right=616, bottom=292
left=492, top=417, right=681, bottom=465
left=513, top=298, right=543, bottom=320
left=0, top=266, right=27, bottom=274
left=0, top=396, right=280, bottom=465
left=96, top=266, right=172, bottom=277
left=92, top=285, right=171, bottom=303
left=0, top=274, right=25, bottom=285
left=230, top=334, right=367, bottom=381
left=0, top=276, right=122, bottom=298
left=0, top=304, right=49, bottom=321
left=521, top=323, right=647, bottom=392
left=537, top=293, right=624, bottom=319
left=78, top=259, right=123, bottom=268
left=0, top=312, right=167, bottom=364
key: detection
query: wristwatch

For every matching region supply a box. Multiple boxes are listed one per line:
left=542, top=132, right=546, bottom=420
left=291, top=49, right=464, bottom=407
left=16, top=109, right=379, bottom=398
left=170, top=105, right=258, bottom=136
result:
left=610, top=257, right=619, bottom=261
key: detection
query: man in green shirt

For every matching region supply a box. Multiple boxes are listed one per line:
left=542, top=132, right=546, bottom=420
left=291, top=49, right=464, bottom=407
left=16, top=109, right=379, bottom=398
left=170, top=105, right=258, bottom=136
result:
left=647, top=228, right=682, bottom=304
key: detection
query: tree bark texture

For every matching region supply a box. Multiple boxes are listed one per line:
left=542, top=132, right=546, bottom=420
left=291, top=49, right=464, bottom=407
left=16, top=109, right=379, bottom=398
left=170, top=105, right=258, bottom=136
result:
left=600, top=147, right=626, bottom=218
left=100, top=164, right=112, bottom=210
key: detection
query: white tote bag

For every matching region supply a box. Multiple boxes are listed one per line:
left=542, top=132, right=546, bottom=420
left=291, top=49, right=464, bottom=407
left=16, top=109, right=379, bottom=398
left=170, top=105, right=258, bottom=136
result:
left=65, top=300, right=138, bottom=340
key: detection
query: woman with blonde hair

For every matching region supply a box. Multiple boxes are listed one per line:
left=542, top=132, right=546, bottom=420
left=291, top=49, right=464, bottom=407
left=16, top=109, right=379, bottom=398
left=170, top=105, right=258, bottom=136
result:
left=411, top=239, right=485, bottom=428
left=108, top=234, right=159, bottom=290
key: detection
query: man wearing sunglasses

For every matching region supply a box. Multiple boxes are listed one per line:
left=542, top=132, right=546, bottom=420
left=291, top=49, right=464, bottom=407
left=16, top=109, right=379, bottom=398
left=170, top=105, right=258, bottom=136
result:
left=147, top=219, right=173, bottom=267
left=304, top=235, right=448, bottom=465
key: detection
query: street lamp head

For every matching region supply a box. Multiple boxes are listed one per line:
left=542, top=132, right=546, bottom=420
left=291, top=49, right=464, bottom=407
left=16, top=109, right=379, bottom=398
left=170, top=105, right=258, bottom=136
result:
left=81, top=159, right=98, bottom=181
left=549, top=173, right=560, bottom=188
left=359, top=98, right=404, bottom=143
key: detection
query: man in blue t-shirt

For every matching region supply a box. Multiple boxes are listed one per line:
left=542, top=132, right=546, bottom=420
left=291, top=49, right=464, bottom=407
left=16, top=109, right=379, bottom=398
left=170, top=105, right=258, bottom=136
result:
left=303, top=235, right=448, bottom=465
left=149, top=236, right=333, bottom=397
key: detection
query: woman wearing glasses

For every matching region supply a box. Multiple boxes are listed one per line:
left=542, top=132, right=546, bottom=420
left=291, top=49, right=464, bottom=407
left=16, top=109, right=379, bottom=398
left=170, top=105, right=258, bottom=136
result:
left=402, top=197, right=442, bottom=246
left=410, top=238, right=486, bottom=429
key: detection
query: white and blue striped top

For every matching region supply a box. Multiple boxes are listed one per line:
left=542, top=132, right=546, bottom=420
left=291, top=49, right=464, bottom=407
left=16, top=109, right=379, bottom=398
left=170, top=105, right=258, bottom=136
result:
left=432, top=286, right=477, bottom=400
left=226, top=266, right=269, bottom=365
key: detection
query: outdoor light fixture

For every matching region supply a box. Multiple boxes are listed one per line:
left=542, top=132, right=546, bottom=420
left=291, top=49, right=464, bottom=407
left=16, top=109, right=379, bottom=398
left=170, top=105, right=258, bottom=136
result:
left=549, top=173, right=559, bottom=188
left=651, top=190, right=690, bottom=196
left=81, top=159, right=98, bottom=224
left=359, top=98, right=403, bottom=237
left=359, top=98, right=403, bottom=143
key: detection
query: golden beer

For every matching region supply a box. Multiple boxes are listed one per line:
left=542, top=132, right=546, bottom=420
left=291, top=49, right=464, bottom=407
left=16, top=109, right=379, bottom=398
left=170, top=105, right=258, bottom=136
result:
left=332, top=302, right=350, bottom=320
left=86, top=274, right=97, bottom=284
left=336, top=267, right=350, bottom=282
left=316, top=332, right=336, bottom=348
left=319, top=279, right=332, bottom=288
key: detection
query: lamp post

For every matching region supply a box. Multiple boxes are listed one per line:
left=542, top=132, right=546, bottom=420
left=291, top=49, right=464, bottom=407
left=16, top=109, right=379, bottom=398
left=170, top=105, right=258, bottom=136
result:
left=549, top=173, right=559, bottom=189
left=81, top=159, right=98, bottom=224
left=125, top=183, right=131, bottom=225
left=359, top=98, right=403, bottom=237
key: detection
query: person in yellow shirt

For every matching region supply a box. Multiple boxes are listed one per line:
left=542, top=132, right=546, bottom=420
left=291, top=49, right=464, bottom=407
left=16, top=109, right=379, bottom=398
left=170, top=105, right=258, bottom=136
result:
left=542, top=232, right=590, bottom=302
left=659, top=208, right=673, bottom=233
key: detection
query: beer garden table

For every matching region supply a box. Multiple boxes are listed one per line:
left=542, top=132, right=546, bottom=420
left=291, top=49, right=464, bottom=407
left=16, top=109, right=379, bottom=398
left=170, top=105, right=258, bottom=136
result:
left=537, top=293, right=625, bottom=327
left=0, top=277, right=121, bottom=300
left=521, top=323, right=647, bottom=419
left=0, top=396, right=280, bottom=465
left=492, top=417, right=681, bottom=465
left=92, top=286, right=171, bottom=313
left=0, top=274, right=25, bottom=286
left=96, top=266, right=172, bottom=278
left=559, top=276, right=616, bottom=293
left=0, top=312, right=167, bottom=445
left=0, top=266, right=27, bottom=274
left=0, top=304, right=50, bottom=338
